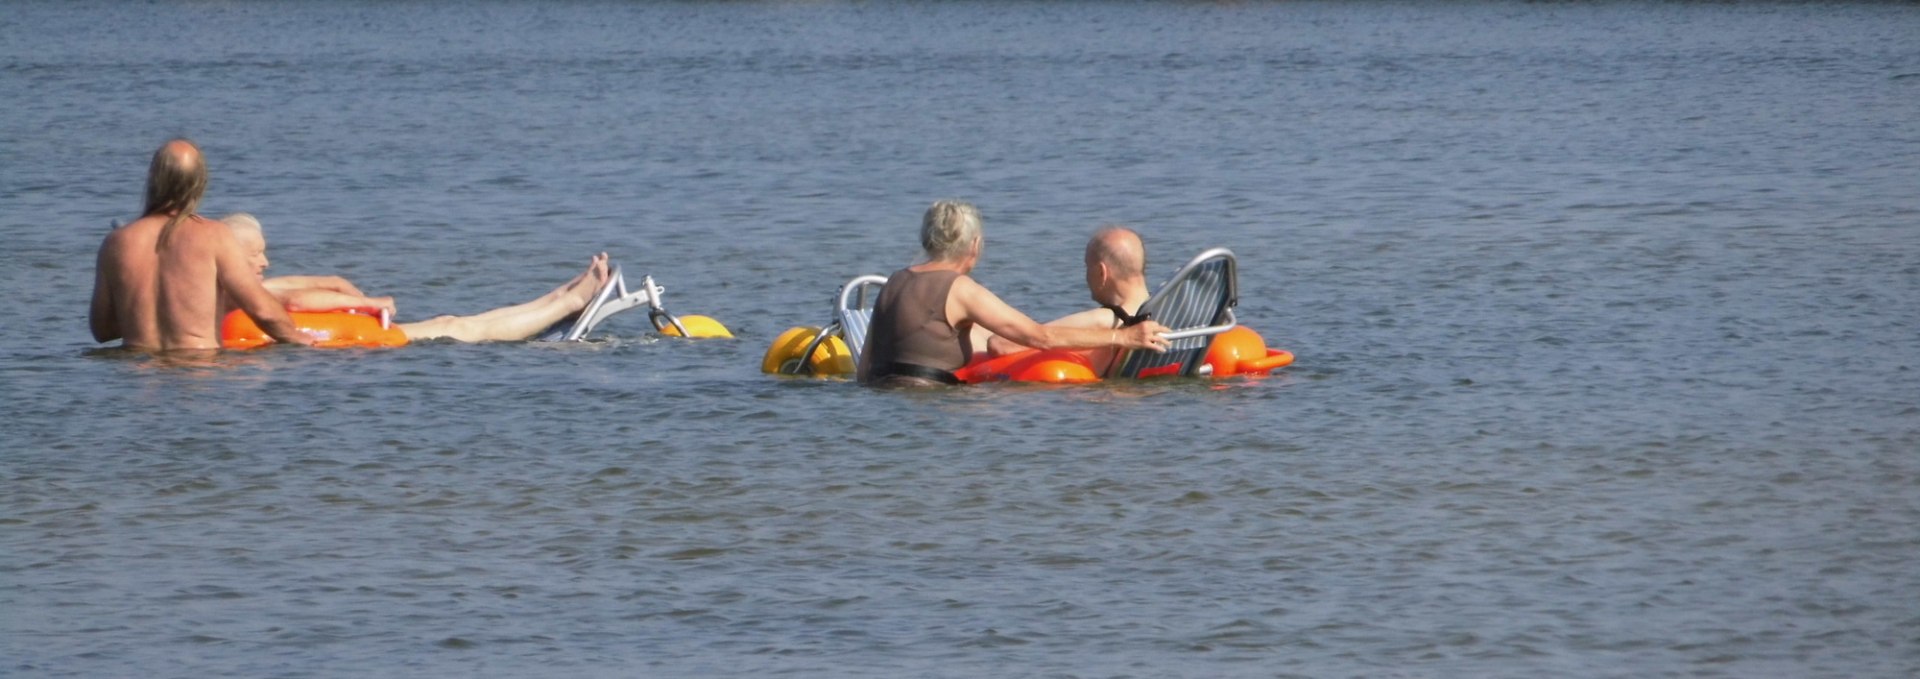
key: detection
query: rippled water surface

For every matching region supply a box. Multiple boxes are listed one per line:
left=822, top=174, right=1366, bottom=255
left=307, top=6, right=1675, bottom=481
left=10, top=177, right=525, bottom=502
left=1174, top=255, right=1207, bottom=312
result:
left=3, top=2, right=1918, bottom=677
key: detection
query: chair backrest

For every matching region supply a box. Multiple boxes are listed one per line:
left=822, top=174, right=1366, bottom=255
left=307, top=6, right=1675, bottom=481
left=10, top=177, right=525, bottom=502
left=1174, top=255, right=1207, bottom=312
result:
left=834, top=274, right=889, bottom=368
left=1108, top=248, right=1239, bottom=379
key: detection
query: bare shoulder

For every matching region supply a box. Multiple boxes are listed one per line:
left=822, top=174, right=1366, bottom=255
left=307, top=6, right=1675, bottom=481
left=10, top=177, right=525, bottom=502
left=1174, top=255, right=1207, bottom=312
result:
left=956, top=273, right=1006, bottom=299
left=98, top=224, right=131, bottom=250
left=99, top=216, right=158, bottom=255
left=947, top=274, right=995, bottom=307
left=179, top=214, right=230, bottom=237
left=165, top=215, right=238, bottom=250
left=1049, top=306, right=1119, bottom=329
left=950, top=274, right=1024, bottom=324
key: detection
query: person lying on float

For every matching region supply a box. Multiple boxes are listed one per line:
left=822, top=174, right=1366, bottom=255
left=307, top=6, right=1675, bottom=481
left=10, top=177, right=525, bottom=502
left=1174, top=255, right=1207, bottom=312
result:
left=221, top=213, right=611, bottom=343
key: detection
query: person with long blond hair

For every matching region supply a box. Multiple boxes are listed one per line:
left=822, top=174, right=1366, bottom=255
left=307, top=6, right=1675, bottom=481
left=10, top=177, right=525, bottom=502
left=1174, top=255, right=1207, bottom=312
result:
left=89, top=139, right=311, bottom=351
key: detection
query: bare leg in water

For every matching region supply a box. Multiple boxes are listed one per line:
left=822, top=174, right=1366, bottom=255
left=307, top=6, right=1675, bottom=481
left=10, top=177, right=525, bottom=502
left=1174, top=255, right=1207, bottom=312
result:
left=399, top=253, right=611, bottom=342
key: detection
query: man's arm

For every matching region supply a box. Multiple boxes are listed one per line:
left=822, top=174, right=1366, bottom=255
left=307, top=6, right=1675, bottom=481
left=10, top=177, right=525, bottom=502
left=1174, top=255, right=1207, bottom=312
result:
left=212, top=230, right=313, bottom=346
left=953, top=277, right=1167, bottom=353
left=263, top=275, right=365, bottom=297
left=984, top=307, right=1117, bottom=356
left=88, top=243, right=120, bottom=343
left=279, top=288, right=396, bottom=316
left=261, top=274, right=392, bottom=315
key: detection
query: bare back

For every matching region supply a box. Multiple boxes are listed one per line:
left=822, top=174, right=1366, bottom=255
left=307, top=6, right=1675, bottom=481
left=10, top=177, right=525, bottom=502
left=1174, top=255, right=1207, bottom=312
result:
left=90, top=214, right=300, bottom=351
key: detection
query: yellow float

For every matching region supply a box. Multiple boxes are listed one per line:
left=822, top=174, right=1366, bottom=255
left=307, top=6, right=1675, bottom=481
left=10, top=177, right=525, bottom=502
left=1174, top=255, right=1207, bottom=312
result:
left=760, top=326, right=857, bottom=376
left=656, top=314, right=734, bottom=339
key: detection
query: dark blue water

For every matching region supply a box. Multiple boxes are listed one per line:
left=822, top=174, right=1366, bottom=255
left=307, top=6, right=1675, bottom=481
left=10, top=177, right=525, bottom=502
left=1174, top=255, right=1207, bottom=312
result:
left=4, top=2, right=1918, bottom=677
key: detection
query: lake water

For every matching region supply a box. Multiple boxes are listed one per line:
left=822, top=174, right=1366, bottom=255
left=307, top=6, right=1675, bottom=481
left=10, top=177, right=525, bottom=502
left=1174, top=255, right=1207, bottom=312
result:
left=3, top=1, right=1917, bottom=677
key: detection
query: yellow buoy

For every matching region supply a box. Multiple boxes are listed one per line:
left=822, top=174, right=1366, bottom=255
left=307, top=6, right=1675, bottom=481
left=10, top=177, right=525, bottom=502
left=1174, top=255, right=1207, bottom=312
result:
left=658, top=315, right=733, bottom=339
left=761, top=326, right=856, bottom=376
left=808, top=335, right=856, bottom=376
left=763, top=326, right=819, bottom=373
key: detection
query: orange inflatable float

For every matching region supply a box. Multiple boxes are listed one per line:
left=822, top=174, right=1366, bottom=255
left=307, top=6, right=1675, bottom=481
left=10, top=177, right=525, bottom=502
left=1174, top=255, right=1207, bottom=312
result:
left=955, top=326, right=1293, bottom=384
left=221, top=309, right=409, bottom=349
left=955, top=348, right=1101, bottom=384
left=1200, top=326, right=1294, bottom=378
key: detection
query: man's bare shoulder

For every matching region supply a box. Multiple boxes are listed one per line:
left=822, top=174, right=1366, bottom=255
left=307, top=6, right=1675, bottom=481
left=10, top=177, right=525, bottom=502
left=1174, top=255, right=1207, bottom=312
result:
left=171, top=214, right=230, bottom=238
left=1047, top=306, right=1120, bottom=329
left=104, top=215, right=153, bottom=236
left=156, top=215, right=238, bottom=252
left=99, top=216, right=162, bottom=254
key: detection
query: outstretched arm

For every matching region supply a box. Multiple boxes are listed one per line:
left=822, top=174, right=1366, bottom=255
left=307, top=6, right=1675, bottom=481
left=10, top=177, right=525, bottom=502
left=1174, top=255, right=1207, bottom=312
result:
left=984, top=307, right=1118, bottom=356
left=278, top=288, right=396, bottom=316
left=264, top=275, right=366, bottom=297
left=951, top=276, right=1167, bottom=353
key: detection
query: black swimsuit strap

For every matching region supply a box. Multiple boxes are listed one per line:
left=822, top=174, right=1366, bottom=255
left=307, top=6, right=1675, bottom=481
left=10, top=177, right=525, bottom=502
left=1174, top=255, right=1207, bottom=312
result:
left=1096, top=304, right=1151, bottom=379
left=879, top=361, right=962, bottom=386
left=1101, top=304, right=1150, bottom=328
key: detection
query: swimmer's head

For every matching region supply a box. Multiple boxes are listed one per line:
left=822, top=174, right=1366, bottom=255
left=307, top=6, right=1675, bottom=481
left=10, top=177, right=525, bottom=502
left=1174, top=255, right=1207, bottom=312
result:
left=145, top=139, right=208, bottom=222
left=921, top=200, right=982, bottom=265
left=1084, top=225, right=1145, bottom=304
left=220, top=213, right=269, bottom=278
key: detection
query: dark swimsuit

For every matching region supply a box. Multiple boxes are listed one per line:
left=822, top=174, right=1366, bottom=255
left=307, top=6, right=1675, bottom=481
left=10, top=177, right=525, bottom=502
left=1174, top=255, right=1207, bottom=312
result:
left=1096, top=303, right=1151, bottom=377
left=1101, top=303, right=1151, bottom=328
left=863, top=268, right=973, bottom=387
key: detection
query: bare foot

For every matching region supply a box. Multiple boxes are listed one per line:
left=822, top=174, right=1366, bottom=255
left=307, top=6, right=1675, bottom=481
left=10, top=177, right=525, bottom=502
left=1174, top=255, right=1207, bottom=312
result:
left=562, top=253, right=612, bottom=306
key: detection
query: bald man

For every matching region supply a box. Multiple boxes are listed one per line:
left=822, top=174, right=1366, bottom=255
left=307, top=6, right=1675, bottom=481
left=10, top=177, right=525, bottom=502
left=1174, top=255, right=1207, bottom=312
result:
left=89, top=139, right=312, bottom=351
left=982, top=226, right=1153, bottom=375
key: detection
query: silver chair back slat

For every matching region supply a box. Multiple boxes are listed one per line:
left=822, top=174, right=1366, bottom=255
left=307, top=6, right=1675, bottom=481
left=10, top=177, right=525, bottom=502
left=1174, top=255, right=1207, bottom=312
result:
left=1110, top=249, right=1238, bottom=379
left=835, top=275, right=888, bottom=368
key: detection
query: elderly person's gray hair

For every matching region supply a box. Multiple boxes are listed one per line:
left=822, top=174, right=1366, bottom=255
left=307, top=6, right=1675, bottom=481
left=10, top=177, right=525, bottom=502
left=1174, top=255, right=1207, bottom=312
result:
left=920, top=200, right=981, bottom=262
left=218, top=212, right=262, bottom=234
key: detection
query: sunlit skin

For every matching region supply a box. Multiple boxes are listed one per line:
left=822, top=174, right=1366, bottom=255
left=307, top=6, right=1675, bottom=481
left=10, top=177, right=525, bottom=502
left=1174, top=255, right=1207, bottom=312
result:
left=225, top=215, right=611, bottom=343
left=226, top=221, right=395, bottom=316
left=857, top=204, right=1168, bottom=385
left=88, top=140, right=312, bottom=351
left=983, top=226, right=1153, bottom=376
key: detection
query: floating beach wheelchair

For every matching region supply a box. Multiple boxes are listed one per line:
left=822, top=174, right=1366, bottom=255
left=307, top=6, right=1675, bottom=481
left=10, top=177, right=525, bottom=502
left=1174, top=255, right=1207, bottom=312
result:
left=761, top=274, right=883, bottom=376
left=532, top=266, right=731, bottom=342
left=222, top=265, right=728, bottom=349
left=763, top=248, right=1293, bottom=382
